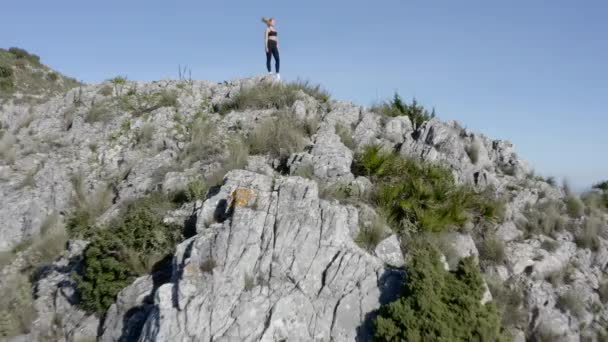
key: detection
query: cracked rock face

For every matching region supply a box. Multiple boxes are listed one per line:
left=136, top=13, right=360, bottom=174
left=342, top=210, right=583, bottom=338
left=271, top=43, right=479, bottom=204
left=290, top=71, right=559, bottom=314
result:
left=137, top=170, right=403, bottom=341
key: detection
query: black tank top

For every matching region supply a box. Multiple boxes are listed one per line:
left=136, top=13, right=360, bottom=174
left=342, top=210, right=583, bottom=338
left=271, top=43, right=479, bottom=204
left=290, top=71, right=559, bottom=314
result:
left=268, top=30, right=277, bottom=37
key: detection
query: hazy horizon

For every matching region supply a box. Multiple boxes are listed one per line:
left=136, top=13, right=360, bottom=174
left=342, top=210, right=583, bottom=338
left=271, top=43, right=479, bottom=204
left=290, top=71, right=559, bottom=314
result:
left=3, top=0, right=607, bottom=190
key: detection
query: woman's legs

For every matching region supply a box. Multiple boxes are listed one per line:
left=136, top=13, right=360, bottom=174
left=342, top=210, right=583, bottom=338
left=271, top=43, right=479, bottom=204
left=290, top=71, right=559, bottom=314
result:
left=266, top=50, right=272, bottom=73
left=271, top=46, right=280, bottom=73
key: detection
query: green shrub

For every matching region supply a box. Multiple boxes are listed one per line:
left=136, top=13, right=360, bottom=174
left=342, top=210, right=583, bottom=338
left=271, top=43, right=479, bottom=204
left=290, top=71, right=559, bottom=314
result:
left=354, top=145, right=500, bottom=234
left=556, top=290, right=585, bottom=319
left=8, top=47, right=40, bottom=63
left=179, top=115, right=224, bottom=166
left=0, top=78, right=14, bottom=92
left=76, top=193, right=182, bottom=313
left=335, top=123, right=355, bottom=150
left=0, top=65, right=13, bottom=78
left=247, top=111, right=306, bottom=159
left=478, top=237, right=506, bottom=266
left=593, top=181, right=608, bottom=192
left=374, top=242, right=507, bottom=341
left=185, top=177, right=208, bottom=202
left=373, top=93, right=435, bottom=129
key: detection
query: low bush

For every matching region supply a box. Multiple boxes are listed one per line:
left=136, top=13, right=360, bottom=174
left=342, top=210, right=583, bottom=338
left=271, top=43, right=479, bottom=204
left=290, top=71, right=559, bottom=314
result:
left=8, top=47, right=40, bottom=63
left=247, top=111, right=306, bottom=159
left=135, top=122, right=155, bottom=145
left=372, top=93, right=435, bottom=129
left=540, top=239, right=559, bottom=252
left=354, top=145, right=501, bottom=234
left=599, top=279, right=608, bottom=304
left=76, top=193, right=182, bottom=313
left=179, top=115, right=224, bottom=166
left=0, top=65, right=13, bottom=78
left=374, top=242, right=507, bottom=341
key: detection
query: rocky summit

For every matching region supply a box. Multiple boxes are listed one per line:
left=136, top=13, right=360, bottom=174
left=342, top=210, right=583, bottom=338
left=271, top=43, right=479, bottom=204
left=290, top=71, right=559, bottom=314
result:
left=1, top=48, right=607, bottom=342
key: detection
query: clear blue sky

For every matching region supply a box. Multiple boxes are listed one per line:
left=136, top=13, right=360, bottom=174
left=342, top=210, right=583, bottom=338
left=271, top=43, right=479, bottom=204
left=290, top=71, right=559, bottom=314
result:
left=3, top=0, right=607, bottom=190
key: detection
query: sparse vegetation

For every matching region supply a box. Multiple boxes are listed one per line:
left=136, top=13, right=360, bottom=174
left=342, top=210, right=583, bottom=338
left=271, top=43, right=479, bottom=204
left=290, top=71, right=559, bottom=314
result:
left=598, top=278, right=608, bottom=304
left=218, top=80, right=329, bottom=114
left=185, top=177, right=208, bottom=202
left=246, top=110, right=307, bottom=159
left=0, top=274, right=35, bottom=338
left=372, top=93, right=435, bottom=129
left=244, top=273, right=255, bottom=291
left=486, top=278, right=527, bottom=330
left=135, top=122, right=155, bottom=145
left=374, top=242, right=507, bottom=341
left=574, top=217, right=601, bottom=251
left=518, top=200, right=566, bottom=238
left=76, top=193, right=182, bottom=313
left=354, top=145, right=501, bottom=234
left=540, top=239, right=559, bottom=252
left=85, top=100, right=114, bottom=123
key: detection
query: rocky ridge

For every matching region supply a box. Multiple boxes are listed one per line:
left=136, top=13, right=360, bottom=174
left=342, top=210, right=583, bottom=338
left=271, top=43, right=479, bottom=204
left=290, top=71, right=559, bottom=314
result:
left=0, top=70, right=606, bottom=342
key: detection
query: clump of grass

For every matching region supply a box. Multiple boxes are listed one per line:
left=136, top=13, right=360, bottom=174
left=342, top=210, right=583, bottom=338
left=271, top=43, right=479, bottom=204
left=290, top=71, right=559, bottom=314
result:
left=135, top=122, right=155, bottom=146
left=478, top=236, right=506, bottom=266
left=372, top=93, right=435, bottom=129
left=335, top=123, right=355, bottom=150
left=0, top=132, right=17, bottom=163
left=66, top=173, right=114, bottom=238
left=518, top=200, right=566, bottom=238
left=219, top=80, right=329, bottom=114
left=85, top=100, right=114, bottom=124
left=540, top=239, right=559, bottom=252
left=0, top=274, right=35, bottom=338
left=486, top=278, right=527, bottom=330
left=179, top=115, right=224, bottom=166
left=320, top=181, right=369, bottom=204
left=354, top=145, right=501, bottom=234
left=200, top=258, right=216, bottom=273
left=574, top=217, right=601, bottom=251
left=246, top=111, right=306, bottom=159
left=556, top=290, right=585, bottom=319
left=16, top=168, right=38, bottom=190
left=98, top=85, right=113, bottom=97
left=598, top=279, right=608, bottom=304
left=355, top=215, right=388, bottom=252
left=244, top=273, right=255, bottom=291
left=564, top=195, right=585, bottom=218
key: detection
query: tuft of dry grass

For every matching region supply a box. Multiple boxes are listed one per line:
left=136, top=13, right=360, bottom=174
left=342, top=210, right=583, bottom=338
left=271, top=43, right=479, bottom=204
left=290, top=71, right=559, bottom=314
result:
left=247, top=110, right=307, bottom=159
left=0, top=274, right=35, bottom=338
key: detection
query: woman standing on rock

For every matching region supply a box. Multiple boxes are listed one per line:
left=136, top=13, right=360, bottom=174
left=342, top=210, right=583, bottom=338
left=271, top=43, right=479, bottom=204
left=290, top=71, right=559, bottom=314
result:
left=262, top=17, right=280, bottom=80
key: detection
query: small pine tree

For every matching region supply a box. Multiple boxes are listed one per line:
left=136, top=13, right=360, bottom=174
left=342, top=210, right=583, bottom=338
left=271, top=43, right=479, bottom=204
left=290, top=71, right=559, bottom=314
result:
left=374, top=242, right=507, bottom=341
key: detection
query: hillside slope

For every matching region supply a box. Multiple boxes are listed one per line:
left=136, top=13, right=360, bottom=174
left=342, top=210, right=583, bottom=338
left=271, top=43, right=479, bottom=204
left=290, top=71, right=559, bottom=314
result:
left=0, top=58, right=607, bottom=341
